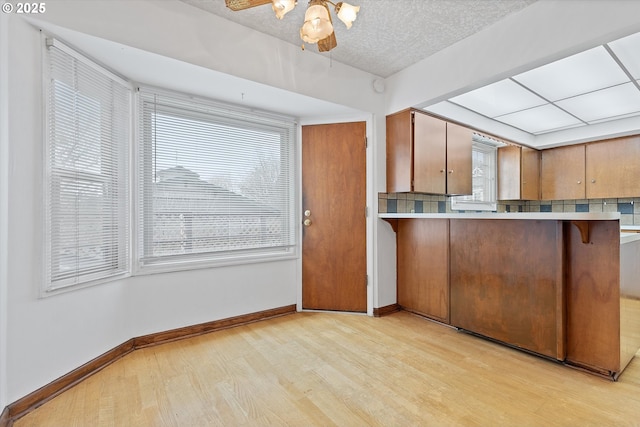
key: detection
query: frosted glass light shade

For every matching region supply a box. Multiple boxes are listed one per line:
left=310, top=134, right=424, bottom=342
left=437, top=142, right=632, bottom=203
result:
left=336, top=2, right=359, bottom=29
left=272, top=0, right=296, bottom=19
left=300, top=1, right=333, bottom=44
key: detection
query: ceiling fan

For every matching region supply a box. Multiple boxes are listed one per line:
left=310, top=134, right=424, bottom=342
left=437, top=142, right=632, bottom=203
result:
left=225, top=0, right=360, bottom=52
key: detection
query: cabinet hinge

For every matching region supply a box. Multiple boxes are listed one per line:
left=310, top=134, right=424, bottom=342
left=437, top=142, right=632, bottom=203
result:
left=365, top=136, right=368, bottom=148
left=365, top=206, right=369, bottom=217
left=365, top=274, right=369, bottom=288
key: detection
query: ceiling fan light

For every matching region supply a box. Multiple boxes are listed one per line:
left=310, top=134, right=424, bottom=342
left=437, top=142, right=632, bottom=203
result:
left=300, top=1, right=333, bottom=44
left=271, top=0, right=296, bottom=19
left=335, top=2, right=359, bottom=29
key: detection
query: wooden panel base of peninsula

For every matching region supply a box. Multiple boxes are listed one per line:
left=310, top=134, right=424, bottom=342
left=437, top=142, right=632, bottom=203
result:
left=397, top=219, right=449, bottom=323
left=449, top=219, right=565, bottom=360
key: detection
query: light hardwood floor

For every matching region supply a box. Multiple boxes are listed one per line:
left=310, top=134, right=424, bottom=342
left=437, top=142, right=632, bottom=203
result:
left=15, top=311, right=640, bottom=426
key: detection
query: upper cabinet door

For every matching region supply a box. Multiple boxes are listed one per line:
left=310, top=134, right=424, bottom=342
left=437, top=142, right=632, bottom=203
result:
left=445, top=122, right=472, bottom=196
left=386, top=109, right=413, bottom=193
left=498, top=145, right=540, bottom=201
left=497, top=145, right=522, bottom=201
left=541, top=144, right=585, bottom=200
left=586, top=136, right=640, bottom=199
left=521, top=147, right=541, bottom=201
left=414, top=112, right=446, bottom=194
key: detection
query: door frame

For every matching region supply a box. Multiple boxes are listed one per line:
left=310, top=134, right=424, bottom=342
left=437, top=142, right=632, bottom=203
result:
left=296, top=114, right=375, bottom=316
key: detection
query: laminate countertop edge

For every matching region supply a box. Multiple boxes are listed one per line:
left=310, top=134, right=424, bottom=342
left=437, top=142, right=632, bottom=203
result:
left=378, top=213, right=640, bottom=244
left=378, top=212, right=621, bottom=220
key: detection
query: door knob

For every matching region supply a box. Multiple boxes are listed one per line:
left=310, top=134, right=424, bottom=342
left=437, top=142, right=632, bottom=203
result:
left=303, top=218, right=312, bottom=226
left=304, top=210, right=311, bottom=217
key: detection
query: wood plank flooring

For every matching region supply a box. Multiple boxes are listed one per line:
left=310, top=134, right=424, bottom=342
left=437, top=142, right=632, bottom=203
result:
left=14, top=311, right=640, bottom=426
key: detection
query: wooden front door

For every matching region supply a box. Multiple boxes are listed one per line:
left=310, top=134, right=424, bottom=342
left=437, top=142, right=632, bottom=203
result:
left=302, top=122, right=367, bottom=312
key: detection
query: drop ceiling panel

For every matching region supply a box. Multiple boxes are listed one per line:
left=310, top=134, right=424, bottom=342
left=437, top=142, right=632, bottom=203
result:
left=512, top=46, right=630, bottom=101
left=449, top=79, right=546, bottom=118
left=608, top=32, right=640, bottom=79
left=494, top=104, right=584, bottom=134
left=555, top=83, right=640, bottom=123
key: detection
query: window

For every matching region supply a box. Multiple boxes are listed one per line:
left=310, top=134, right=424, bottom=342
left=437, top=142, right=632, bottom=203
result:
left=450, top=135, right=499, bottom=211
left=44, top=39, right=131, bottom=292
left=137, top=89, right=297, bottom=270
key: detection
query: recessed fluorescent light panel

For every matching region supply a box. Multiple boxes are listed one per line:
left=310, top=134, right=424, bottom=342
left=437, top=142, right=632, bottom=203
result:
left=512, top=46, right=629, bottom=101
left=429, top=29, right=640, bottom=137
left=494, top=104, right=584, bottom=134
left=556, top=83, right=640, bottom=123
left=449, top=79, right=545, bottom=118
left=609, top=31, right=640, bottom=80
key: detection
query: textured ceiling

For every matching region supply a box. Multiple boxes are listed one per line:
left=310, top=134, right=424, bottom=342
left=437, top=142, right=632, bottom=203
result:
left=180, top=0, right=537, bottom=78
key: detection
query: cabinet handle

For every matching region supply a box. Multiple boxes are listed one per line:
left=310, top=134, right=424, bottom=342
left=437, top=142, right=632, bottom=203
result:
left=577, top=180, right=581, bottom=184
left=440, top=169, right=445, bottom=173
left=448, top=170, right=454, bottom=174
left=591, top=179, right=596, bottom=183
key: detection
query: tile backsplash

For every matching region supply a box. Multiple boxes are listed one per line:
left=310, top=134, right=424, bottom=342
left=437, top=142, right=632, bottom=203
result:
left=378, top=193, right=640, bottom=225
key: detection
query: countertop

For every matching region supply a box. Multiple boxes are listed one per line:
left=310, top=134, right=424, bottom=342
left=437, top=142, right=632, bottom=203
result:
left=378, top=212, right=621, bottom=220
left=378, top=212, right=640, bottom=244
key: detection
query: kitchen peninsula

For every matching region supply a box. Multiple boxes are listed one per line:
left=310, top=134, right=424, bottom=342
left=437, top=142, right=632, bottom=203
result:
left=380, top=212, right=640, bottom=379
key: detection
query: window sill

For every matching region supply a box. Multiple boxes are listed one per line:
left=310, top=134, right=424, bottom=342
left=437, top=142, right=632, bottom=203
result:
left=134, top=248, right=298, bottom=276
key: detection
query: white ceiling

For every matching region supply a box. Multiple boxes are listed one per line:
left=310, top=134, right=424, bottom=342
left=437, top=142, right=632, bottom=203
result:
left=180, top=0, right=537, bottom=78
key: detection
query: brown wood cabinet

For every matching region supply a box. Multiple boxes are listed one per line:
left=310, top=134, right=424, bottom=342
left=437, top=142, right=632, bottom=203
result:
left=498, top=145, right=540, bottom=200
left=586, top=135, right=640, bottom=199
left=540, top=135, right=640, bottom=200
left=386, top=109, right=472, bottom=195
left=397, top=219, right=449, bottom=322
left=541, top=144, right=585, bottom=200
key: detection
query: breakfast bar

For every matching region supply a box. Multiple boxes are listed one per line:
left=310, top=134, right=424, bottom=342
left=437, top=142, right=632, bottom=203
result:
left=380, top=212, right=640, bottom=379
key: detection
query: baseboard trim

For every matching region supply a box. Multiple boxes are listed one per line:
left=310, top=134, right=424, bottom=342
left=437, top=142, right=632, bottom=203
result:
left=1, top=304, right=296, bottom=426
left=133, top=304, right=297, bottom=349
left=5, top=339, right=135, bottom=423
left=373, top=303, right=401, bottom=317
left=0, top=406, right=10, bottom=427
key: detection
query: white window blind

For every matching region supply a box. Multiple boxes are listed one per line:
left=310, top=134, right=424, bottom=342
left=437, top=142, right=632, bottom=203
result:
left=137, top=89, right=296, bottom=269
left=44, top=38, right=131, bottom=292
